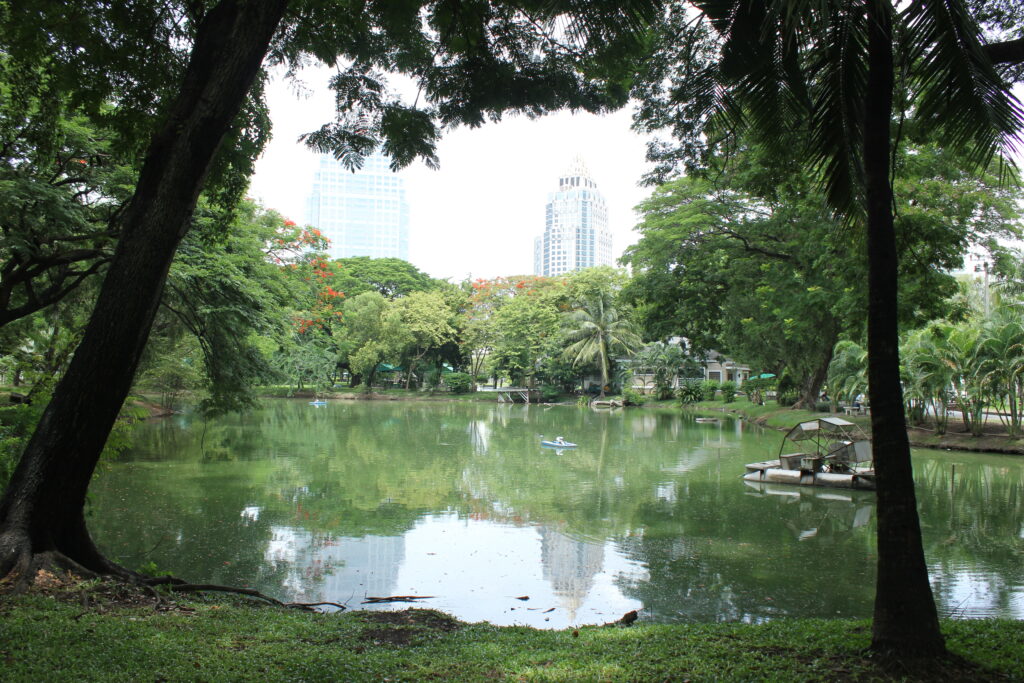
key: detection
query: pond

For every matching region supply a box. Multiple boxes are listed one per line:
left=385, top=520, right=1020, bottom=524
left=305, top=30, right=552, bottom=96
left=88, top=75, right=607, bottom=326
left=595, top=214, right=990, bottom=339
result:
left=88, top=400, right=1024, bottom=628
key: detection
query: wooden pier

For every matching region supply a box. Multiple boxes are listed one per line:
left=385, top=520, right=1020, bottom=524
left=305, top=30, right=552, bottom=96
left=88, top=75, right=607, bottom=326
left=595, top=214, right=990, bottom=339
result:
left=476, top=387, right=538, bottom=403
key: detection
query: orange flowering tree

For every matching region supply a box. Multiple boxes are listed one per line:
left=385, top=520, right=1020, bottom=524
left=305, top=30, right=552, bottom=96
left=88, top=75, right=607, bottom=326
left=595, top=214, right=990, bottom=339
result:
left=269, top=221, right=353, bottom=391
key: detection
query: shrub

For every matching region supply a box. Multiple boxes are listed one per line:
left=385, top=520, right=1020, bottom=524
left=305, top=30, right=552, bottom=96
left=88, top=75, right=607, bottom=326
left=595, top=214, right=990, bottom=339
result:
left=424, top=369, right=444, bottom=389
left=675, top=379, right=705, bottom=405
left=445, top=372, right=474, bottom=394
left=777, top=392, right=798, bottom=407
left=742, top=377, right=775, bottom=405
left=776, top=370, right=798, bottom=406
left=623, top=388, right=646, bottom=406
left=539, top=385, right=561, bottom=402
left=814, top=401, right=831, bottom=413
left=702, top=380, right=721, bottom=399
left=721, top=384, right=737, bottom=403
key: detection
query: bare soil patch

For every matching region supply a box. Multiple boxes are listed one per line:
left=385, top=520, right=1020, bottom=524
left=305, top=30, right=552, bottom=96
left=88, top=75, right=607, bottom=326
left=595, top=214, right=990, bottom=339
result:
left=356, top=609, right=462, bottom=647
left=360, top=608, right=462, bottom=631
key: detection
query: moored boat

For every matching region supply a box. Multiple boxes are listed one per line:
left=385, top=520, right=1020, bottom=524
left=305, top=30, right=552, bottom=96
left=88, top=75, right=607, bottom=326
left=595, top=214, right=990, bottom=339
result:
left=743, top=417, right=875, bottom=491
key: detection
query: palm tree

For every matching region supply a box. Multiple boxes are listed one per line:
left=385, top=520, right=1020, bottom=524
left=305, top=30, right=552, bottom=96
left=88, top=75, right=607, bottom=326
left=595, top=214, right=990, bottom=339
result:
left=901, top=326, right=955, bottom=435
left=633, top=340, right=690, bottom=399
left=978, top=311, right=1024, bottom=437
left=563, top=293, right=643, bottom=398
left=827, top=340, right=868, bottom=407
left=674, top=0, right=1023, bottom=656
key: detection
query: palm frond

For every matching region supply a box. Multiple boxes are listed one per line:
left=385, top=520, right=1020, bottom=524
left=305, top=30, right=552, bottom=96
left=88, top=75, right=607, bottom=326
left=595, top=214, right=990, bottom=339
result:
left=806, top=3, right=868, bottom=217
left=904, top=0, right=1024, bottom=169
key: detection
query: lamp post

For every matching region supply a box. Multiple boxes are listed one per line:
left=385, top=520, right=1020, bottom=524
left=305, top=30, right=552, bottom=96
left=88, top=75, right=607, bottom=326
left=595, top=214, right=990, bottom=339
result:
left=974, top=260, right=990, bottom=317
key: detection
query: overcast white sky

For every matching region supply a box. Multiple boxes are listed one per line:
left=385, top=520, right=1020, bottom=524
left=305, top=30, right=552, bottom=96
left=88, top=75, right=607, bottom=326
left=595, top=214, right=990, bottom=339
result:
left=247, top=69, right=654, bottom=282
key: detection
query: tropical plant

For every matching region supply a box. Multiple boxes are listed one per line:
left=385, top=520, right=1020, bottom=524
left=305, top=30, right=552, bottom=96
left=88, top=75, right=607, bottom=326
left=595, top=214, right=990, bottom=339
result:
left=977, top=310, right=1024, bottom=436
left=632, top=341, right=690, bottom=399
left=900, top=330, right=946, bottom=431
left=675, top=379, right=705, bottom=405
left=741, top=376, right=774, bottom=406
left=562, top=292, right=644, bottom=398
left=940, top=323, right=988, bottom=437
left=622, top=388, right=646, bottom=406
left=702, top=380, right=721, bottom=399
left=827, top=342, right=869, bottom=408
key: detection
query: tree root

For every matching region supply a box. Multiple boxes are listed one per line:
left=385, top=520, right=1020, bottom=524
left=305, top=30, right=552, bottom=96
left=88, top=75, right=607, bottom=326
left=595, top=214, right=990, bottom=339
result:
left=1, top=542, right=346, bottom=613
left=165, top=583, right=346, bottom=611
left=0, top=547, right=103, bottom=594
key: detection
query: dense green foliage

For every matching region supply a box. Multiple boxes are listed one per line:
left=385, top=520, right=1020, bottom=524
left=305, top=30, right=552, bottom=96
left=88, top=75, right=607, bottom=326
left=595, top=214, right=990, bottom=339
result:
left=819, top=253, right=1024, bottom=437
left=623, top=139, right=1021, bottom=407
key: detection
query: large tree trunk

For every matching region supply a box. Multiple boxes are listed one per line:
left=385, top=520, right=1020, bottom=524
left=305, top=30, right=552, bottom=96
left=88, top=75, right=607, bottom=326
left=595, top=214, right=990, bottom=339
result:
left=795, top=323, right=838, bottom=409
left=864, top=0, right=945, bottom=656
left=0, top=0, right=290, bottom=586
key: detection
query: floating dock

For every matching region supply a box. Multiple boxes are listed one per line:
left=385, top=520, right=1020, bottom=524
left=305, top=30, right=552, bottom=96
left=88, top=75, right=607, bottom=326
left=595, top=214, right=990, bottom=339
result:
left=743, top=460, right=876, bottom=490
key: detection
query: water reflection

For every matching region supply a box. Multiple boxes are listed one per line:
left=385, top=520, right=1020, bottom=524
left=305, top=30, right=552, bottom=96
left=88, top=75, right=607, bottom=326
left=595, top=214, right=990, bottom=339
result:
left=914, top=453, right=1024, bottom=618
left=87, top=401, right=1024, bottom=626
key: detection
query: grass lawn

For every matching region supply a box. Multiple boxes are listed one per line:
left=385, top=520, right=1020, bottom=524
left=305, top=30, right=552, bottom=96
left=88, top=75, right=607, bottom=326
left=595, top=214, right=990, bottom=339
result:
left=1, top=582, right=1022, bottom=682
left=679, top=397, right=1024, bottom=455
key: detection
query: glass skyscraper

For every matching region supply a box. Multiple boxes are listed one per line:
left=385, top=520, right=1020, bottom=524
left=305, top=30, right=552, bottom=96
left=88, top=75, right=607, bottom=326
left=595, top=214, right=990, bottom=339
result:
left=534, top=157, right=613, bottom=277
left=304, top=152, right=410, bottom=260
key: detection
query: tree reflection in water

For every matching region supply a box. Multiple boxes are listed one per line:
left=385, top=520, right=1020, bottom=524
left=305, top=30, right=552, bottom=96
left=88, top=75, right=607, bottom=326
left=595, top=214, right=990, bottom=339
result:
left=87, top=401, right=1024, bottom=624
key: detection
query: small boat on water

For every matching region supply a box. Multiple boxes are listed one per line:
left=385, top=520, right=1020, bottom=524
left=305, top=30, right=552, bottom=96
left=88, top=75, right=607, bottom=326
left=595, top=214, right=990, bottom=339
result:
left=309, top=400, right=328, bottom=406
left=743, top=417, right=875, bottom=491
left=541, top=437, right=577, bottom=448
left=590, top=399, right=623, bottom=409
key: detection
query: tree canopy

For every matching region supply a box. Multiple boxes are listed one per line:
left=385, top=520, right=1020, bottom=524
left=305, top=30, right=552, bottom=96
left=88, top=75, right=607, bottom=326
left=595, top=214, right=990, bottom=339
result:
left=0, top=0, right=663, bottom=592
left=623, top=136, right=1021, bottom=406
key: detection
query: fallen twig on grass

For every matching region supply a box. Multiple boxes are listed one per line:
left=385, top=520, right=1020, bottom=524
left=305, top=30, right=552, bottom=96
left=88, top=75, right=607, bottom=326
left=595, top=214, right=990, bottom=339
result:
left=290, top=601, right=347, bottom=611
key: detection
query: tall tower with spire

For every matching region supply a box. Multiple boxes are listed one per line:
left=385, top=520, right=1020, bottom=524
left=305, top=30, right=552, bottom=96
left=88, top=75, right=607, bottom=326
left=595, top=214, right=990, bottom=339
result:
left=534, top=157, right=613, bottom=276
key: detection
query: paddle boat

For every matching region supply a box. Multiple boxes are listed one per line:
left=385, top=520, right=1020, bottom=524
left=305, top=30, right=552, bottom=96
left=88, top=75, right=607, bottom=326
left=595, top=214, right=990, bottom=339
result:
left=541, top=436, right=577, bottom=448
left=309, top=400, right=328, bottom=406
left=743, top=417, right=875, bottom=491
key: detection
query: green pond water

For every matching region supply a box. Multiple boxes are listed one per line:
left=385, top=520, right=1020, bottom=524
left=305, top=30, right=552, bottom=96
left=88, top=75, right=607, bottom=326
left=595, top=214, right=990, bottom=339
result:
left=88, top=400, right=1024, bottom=628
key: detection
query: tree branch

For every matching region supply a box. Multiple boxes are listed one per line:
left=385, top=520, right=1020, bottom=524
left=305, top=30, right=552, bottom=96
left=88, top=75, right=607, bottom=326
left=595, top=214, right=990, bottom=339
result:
left=984, top=37, right=1024, bottom=66
left=703, top=226, right=793, bottom=261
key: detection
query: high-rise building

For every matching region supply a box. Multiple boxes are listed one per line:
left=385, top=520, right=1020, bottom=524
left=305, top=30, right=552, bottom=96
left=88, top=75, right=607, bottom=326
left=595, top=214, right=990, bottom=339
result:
left=304, top=152, right=410, bottom=260
left=534, top=157, right=613, bottom=277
